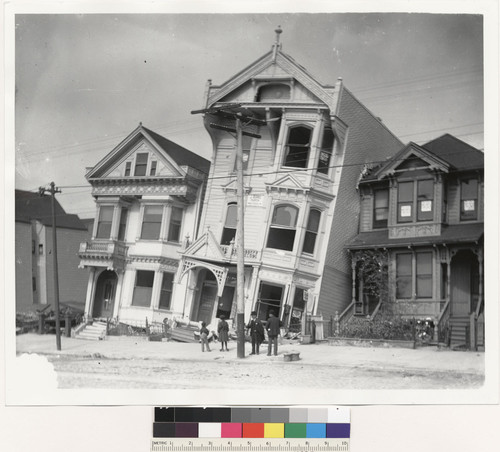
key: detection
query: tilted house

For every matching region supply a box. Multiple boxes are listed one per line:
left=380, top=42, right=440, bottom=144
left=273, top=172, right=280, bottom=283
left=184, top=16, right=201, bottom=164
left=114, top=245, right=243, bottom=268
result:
left=347, top=134, right=484, bottom=349
left=78, top=124, right=210, bottom=327
left=177, top=30, right=403, bottom=332
left=15, top=189, right=89, bottom=313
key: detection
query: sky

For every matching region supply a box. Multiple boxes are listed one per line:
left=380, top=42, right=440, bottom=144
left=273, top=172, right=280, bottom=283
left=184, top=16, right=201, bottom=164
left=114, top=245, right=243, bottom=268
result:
left=13, top=10, right=486, bottom=219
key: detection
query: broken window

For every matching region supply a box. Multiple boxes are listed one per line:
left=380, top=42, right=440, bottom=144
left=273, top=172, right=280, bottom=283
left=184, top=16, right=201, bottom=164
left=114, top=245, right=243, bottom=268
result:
left=221, top=203, right=237, bottom=245
left=317, top=128, right=334, bottom=174
left=283, top=126, right=311, bottom=168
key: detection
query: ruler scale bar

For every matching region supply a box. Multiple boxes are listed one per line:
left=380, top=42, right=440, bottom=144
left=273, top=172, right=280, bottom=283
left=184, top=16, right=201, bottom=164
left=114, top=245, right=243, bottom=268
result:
left=151, top=439, right=350, bottom=452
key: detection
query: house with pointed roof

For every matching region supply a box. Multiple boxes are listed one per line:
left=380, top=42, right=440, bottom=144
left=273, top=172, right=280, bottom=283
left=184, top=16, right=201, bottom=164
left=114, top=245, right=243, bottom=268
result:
left=78, top=124, right=209, bottom=326
left=15, top=189, right=89, bottom=313
left=177, top=28, right=403, bottom=333
left=346, top=134, right=484, bottom=349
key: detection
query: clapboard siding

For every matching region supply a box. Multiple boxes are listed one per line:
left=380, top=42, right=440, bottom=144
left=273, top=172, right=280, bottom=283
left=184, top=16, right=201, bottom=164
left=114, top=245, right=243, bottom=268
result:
left=447, top=182, right=460, bottom=224
left=359, top=193, right=373, bottom=232
left=317, top=265, right=351, bottom=318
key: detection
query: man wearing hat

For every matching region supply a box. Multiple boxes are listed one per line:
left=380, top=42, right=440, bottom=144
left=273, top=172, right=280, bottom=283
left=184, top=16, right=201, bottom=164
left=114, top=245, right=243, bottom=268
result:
left=246, top=311, right=265, bottom=355
left=266, top=310, right=280, bottom=356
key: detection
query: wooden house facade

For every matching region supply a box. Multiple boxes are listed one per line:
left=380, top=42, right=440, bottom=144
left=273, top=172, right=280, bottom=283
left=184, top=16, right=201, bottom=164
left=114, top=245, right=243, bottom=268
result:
left=78, top=124, right=210, bottom=326
left=346, top=134, right=484, bottom=348
left=178, top=30, right=403, bottom=332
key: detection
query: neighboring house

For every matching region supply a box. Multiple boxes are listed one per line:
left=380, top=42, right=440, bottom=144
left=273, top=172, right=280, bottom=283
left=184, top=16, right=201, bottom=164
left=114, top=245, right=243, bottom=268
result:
left=177, top=29, right=403, bottom=332
left=15, top=189, right=89, bottom=313
left=346, top=134, right=484, bottom=348
left=78, top=124, right=210, bottom=325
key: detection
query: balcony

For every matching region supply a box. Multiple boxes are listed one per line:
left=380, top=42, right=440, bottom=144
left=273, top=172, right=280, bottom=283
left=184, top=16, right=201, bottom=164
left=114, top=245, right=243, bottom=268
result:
left=78, top=240, right=128, bottom=270
left=220, top=244, right=261, bottom=262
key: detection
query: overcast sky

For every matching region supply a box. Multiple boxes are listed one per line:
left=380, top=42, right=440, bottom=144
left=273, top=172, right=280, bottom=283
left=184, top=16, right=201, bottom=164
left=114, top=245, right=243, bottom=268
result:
left=14, top=11, right=485, bottom=218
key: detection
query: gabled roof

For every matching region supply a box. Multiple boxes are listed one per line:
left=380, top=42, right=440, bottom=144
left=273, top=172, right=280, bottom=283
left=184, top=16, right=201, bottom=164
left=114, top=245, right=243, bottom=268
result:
left=359, top=134, right=483, bottom=184
left=86, top=124, right=210, bottom=179
left=206, top=47, right=335, bottom=108
left=422, top=134, right=484, bottom=171
left=15, top=189, right=87, bottom=231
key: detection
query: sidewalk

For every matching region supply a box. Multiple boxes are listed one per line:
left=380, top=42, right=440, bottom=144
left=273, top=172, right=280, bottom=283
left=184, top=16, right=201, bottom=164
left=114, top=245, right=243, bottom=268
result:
left=16, top=333, right=484, bottom=375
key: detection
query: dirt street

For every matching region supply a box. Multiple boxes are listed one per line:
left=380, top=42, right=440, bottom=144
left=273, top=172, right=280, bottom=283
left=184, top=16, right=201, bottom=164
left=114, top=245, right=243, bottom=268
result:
left=47, top=354, right=483, bottom=390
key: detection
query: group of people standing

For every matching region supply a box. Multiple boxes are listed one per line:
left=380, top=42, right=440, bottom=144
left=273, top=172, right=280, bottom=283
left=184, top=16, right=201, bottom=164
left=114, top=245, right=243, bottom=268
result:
left=199, top=311, right=280, bottom=356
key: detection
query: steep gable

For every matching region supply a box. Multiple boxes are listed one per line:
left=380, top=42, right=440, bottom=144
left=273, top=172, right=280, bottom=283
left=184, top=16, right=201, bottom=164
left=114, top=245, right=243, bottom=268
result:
left=183, top=229, right=227, bottom=262
left=86, top=124, right=210, bottom=180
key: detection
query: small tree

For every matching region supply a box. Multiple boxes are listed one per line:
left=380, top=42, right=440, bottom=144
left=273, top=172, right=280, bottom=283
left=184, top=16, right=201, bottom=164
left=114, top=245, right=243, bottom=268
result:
left=356, top=249, right=389, bottom=309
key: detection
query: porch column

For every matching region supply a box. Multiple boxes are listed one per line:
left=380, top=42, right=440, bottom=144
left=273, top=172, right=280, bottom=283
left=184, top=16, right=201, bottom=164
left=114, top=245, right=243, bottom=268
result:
left=112, top=271, right=124, bottom=319
left=351, top=253, right=357, bottom=306
left=84, top=267, right=96, bottom=319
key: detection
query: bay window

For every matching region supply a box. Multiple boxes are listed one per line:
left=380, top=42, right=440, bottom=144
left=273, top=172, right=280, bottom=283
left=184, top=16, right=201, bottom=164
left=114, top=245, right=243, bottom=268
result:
left=283, top=126, right=312, bottom=168
left=132, top=270, right=154, bottom=307
left=302, top=209, right=321, bottom=254
left=141, top=205, right=163, bottom=240
left=396, top=251, right=433, bottom=299
left=96, top=206, right=114, bottom=239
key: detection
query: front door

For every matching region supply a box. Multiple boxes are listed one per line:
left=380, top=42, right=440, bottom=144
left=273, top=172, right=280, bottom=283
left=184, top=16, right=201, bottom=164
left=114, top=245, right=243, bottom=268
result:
left=450, top=250, right=474, bottom=317
left=197, top=282, right=218, bottom=325
left=92, top=270, right=117, bottom=318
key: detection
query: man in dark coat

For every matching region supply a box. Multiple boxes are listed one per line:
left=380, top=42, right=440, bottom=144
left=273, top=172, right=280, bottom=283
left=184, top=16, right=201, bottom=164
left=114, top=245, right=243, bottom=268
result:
left=246, top=311, right=265, bottom=355
left=266, top=310, right=280, bottom=356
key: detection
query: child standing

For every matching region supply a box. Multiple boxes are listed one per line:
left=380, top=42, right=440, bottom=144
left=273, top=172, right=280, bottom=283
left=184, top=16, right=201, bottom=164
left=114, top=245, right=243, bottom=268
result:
left=200, top=321, right=211, bottom=352
left=217, top=315, right=229, bottom=351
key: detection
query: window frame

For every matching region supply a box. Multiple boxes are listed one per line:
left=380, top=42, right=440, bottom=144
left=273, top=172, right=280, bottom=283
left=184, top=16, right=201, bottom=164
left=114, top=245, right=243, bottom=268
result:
left=373, top=188, right=389, bottom=229
left=132, top=270, right=155, bottom=307
left=397, top=178, right=435, bottom=223
left=140, top=204, right=163, bottom=240
left=96, top=205, right=114, bottom=239
left=302, top=208, right=321, bottom=255
left=159, top=272, right=174, bottom=310
left=395, top=251, right=433, bottom=300
left=317, top=127, right=334, bottom=175
left=266, top=204, right=299, bottom=252
left=134, top=152, right=149, bottom=177
left=460, top=178, right=479, bottom=221
left=283, top=125, right=312, bottom=169
left=117, top=207, right=128, bottom=241
left=221, top=202, right=238, bottom=245
left=167, top=206, right=183, bottom=243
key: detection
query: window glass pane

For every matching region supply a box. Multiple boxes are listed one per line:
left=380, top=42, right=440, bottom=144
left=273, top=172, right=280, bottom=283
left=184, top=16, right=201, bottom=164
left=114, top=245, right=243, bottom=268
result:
left=96, top=206, right=113, bottom=238
left=398, top=182, right=413, bottom=202
left=225, top=204, right=237, bottom=228
left=317, top=129, right=334, bottom=174
left=141, top=205, right=162, bottom=240
left=167, top=207, right=183, bottom=242
left=159, top=273, right=174, bottom=310
left=306, top=209, right=321, bottom=233
left=118, top=208, right=128, bottom=241
left=417, top=180, right=433, bottom=199
left=125, top=162, right=131, bottom=176
left=397, top=254, right=412, bottom=275
left=416, top=253, right=433, bottom=298
left=302, top=232, right=317, bottom=254
left=461, top=179, right=478, bottom=199
left=132, top=270, right=154, bottom=307
left=150, top=161, right=157, bottom=176
left=272, top=205, right=298, bottom=227
left=134, top=153, right=148, bottom=176
left=267, top=228, right=296, bottom=251
left=374, top=189, right=389, bottom=227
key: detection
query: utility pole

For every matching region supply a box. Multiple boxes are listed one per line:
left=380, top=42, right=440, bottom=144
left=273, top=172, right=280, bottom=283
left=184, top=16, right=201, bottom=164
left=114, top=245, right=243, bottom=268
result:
left=192, top=104, right=265, bottom=358
left=39, top=182, right=62, bottom=351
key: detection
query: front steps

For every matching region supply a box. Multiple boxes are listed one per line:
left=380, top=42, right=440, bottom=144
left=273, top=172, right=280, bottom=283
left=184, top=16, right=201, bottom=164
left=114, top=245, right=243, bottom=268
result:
left=75, top=320, right=107, bottom=341
left=449, top=316, right=469, bottom=349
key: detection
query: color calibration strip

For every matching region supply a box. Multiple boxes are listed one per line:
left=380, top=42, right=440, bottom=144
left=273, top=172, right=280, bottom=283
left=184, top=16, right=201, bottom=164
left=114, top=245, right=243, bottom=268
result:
left=153, top=407, right=350, bottom=439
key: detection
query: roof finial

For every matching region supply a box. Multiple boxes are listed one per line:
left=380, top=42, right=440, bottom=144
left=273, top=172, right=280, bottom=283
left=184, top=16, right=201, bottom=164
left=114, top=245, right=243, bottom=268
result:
left=272, top=25, right=282, bottom=63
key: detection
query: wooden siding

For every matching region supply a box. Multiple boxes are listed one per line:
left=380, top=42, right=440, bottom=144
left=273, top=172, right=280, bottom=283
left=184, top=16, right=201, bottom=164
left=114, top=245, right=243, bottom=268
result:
left=317, top=265, right=351, bottom=319
left=359, top=193, right=373, bottom=232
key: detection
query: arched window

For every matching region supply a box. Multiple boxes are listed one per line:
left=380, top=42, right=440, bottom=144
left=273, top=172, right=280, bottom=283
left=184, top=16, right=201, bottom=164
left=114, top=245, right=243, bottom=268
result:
left=221, top=203, right=237, bottom=245
left=266, top=205, right=298, bottom=251
left=283, top=126, right=312, bottom=168
left=256, top=83, right=291, bottom=102
left=302, top=209, right=321, bottom=254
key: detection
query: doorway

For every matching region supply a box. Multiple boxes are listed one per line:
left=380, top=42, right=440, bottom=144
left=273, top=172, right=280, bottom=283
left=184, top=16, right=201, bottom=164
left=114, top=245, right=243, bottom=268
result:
left=450, top=250, right=478, bottom=317
left=92, top=270, right=117, bottom=318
